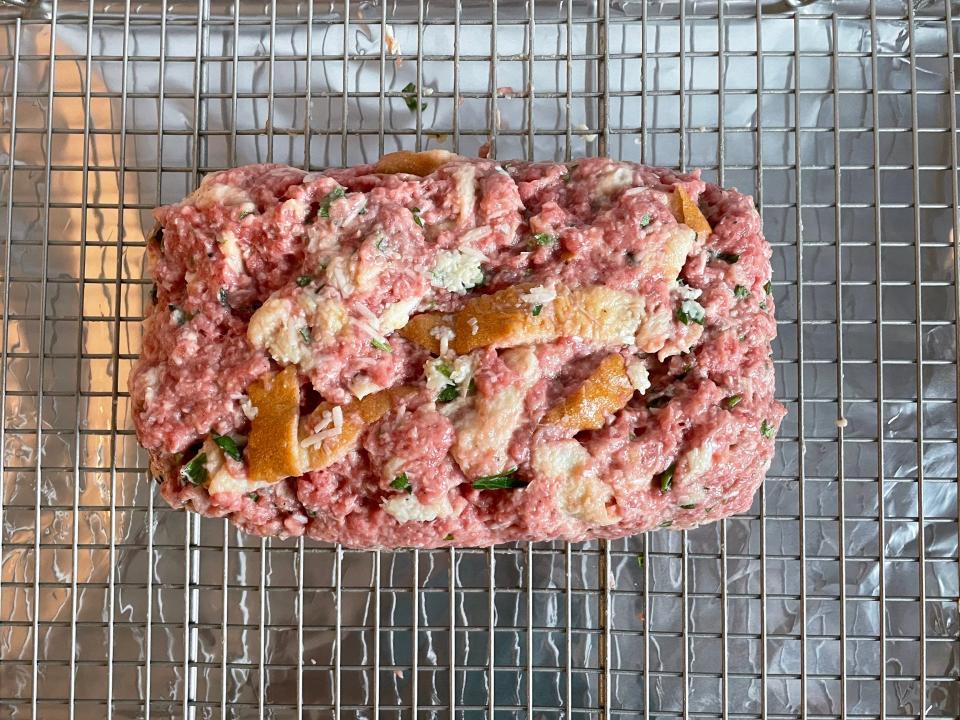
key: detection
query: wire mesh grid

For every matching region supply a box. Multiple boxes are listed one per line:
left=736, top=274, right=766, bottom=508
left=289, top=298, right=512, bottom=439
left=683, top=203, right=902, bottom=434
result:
left=0, top=0, right=958, bottom=717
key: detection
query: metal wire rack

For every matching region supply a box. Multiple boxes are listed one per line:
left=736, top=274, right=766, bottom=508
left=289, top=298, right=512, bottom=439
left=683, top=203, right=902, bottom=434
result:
left=1, top=0, right=958, bottom=717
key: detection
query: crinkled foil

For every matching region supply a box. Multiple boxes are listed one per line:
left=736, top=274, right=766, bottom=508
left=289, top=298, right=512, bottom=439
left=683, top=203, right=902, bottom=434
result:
left=1, top=1, right=958, bottom=717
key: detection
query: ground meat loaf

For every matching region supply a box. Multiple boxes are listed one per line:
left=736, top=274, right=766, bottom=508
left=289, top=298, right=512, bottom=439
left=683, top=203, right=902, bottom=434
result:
left=131, top=152, right=784, bottom=548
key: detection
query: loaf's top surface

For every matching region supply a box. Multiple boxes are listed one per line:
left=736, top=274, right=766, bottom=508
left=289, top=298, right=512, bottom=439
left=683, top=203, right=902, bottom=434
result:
left=131, top=153, right=783, bottom=547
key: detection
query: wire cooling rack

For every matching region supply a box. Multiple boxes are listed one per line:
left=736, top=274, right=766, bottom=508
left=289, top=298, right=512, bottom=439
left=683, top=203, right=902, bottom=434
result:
left=1, top=0, right=958, bottom=717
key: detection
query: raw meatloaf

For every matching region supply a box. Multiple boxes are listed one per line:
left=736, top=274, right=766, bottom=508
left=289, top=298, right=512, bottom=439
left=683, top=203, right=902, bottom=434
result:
left=131, top=151, right=784, bottom=548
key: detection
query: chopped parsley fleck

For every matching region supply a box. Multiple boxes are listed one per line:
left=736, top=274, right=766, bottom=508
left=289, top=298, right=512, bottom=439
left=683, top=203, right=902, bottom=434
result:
left=647, top=395, right=670, bottom=409
left=371, top=338, right=392, bottom=353
left=411, top=207, right=424, bottom=227
left=375, top=235, right=388, bottom=252
left=472, top=467, right=526, bottom=490
left=759, top=300, right=768, bottom=310
left=639, top=213, right=652, bottom=227
left=248, top=492, right=259, bottom=501
left=318, top=186, right=345, bottom=218
left=305, top=509, right=317, bottom=517
left=680, top=503, right=698, bottom=510
left=467, top=378, right=477, bottom=396
left=214, top=435, right=243, bottom=462
left=761, top=419, right=775, bottom=438
left=734, top=285, right=749, bottom=298
left=501, top=162, right=513, bottom=172
left=436, top=384, right=460, bottom=403
left=764, top=280, right=772, bottom=295
left=239, top=209, right=255, bottom=220
left=533, top=232, right=555, bottom=246
left=180, top=454, right=208, bottom=486
left=676, top=301, right=705, bottom=326
left=436, top=362, right=453, bottom=378
left=532, top=304, right=543, bottom=316
left=401, top=82, right=426, bottom=112
left=636, top=554, right=645, bottom=568
left=169, top=305, right=193, bottom=325
left=296, top=275, right=313, bottom=287
left=299, top=327, right=312, bottom=344
left=218, top=287, right=230, bottom=307
left=659, top=520, right=673, bottom=528
left=444, top=533, right=455, bottom=541
left=657, top=463, right=676, bottom=493
left=723, top=395, right=742, bottom=410
left=716, top=251, right=740, bottom=264
left=390, top=473, right=411, bottom=492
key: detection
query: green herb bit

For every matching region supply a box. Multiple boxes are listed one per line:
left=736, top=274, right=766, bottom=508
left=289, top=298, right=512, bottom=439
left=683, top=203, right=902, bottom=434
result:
left=764, top=280, right=772, bottom=295
left=533, top=233, right=555, bottom=246
left=647, top=395, right=670, bottom=409
left=296, top=275, right=313, bottom=287
left=318, top=186, right=346, bottom=218
left=248, top=492, right=259, bottom=501
left=639, top=213, right=652, bottom=227
left=299, top=327, right=312, bottom=344
left=467, top=378, right=477, bottom=396
left=239, top=209, right=254, bottom=220
left=218, top=287, right=230, bottom=307
left=436, top=362, right=453, bottom=378
left=443, top=533, right=455, bottom=541
left=676, top=301, right=705, bottom=326
left=657, top=463, right=676, bottom=493
left=659, top=520, right=673, bottom=528
left=401, top=82, right=426, bottom=111
left=214, top=434, right=243, bottom=462
left=723, top=394, right=742, bottom=410
left=472, top=467, right=526, bottom=490
left=180, top=453, right=208, bottom=486
left=371, top=338, right=393, bottom=353
left=716, top=251, right=740, bottom=264
left=436, top=384, right=460, bottom=403
left=761, top=419, right=775, bottom=438
left=532, top=304, right=543, bottom=316
left=680, top=503, right=697, bottom=510
left=759, top=300, right=768, bottom=310
left=734, top=285, right=749, bottom=298
left=411, top=207, right=424, bottom=227
left=375, top=235, right=388, bottom=252
left=390, top=473, right=411, bottom=491
left=636, top=554, right=645, bottom=568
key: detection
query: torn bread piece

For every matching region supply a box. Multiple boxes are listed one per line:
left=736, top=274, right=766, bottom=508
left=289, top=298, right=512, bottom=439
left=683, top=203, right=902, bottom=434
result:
left=375, top=150, right=459, bottom=176
left=451, top=346, right=539, bottom=478
left=671, top=185, right=712, bottom=238
left=246, top=365, right=303, bottom=483
left=541, top=354, right=635, bottom=432
left=300, top=386, right=416, bottom=473
left=400, top=284, right=646, bottom=355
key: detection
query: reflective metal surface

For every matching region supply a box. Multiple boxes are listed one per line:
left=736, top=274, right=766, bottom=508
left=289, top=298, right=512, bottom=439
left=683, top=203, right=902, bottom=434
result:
left=1, top=1, right=958, bottom=717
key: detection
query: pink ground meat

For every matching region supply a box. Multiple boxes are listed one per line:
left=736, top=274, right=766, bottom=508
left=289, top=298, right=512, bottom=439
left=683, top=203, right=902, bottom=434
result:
left=134, top=156, right=784, bottom=548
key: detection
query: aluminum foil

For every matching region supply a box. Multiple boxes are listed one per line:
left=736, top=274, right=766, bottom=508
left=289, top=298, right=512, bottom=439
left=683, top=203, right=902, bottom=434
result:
left=1, top=1, right=958, bottom=717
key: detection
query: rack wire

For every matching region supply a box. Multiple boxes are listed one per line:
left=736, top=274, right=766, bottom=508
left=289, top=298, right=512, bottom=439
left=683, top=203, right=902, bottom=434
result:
left=1, top=0, right=958, bottom=717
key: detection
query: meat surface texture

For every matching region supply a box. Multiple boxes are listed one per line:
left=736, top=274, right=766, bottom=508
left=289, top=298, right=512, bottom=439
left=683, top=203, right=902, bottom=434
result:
left=131, top=153, right=784, bottom=548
